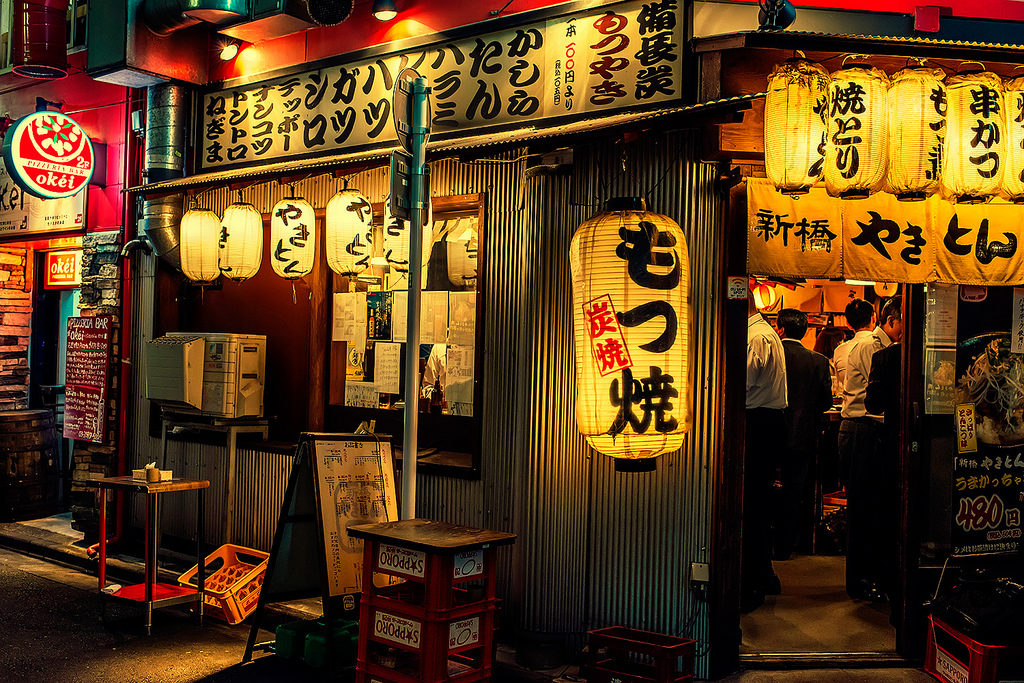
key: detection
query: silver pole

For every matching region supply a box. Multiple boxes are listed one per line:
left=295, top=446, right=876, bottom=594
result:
left=401, top=77, right=430, bottom=520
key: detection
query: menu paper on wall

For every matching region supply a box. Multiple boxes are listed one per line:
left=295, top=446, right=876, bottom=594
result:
left=447, top=292, right=476, bottom=346
left=312, top=438, right=398, bottom=595
left=344, top=381, right=379, bottom=408
left=926, top=284, right=959, bottom=347
left=446, top=344, right=475, bottom=417
left=391, top=290, right=407, bottom=343
left=421, top=291, right=449, bottom=345
left=373, top=343, right=401, bottom=394
left=64, top=316, right=112, bottom=443
left=332, top=292, right=368, bottom=345
left=1014, top=288, right=1024, bottom=354
left=956, top=403, right=979, bottom=454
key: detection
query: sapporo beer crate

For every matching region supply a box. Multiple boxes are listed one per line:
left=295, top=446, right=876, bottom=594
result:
left=584, top=626, right=696, bottom=683
left=925, top=615, right=1024, bottom=683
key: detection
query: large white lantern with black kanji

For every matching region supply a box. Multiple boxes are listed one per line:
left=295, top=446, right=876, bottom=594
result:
left=219, top=201, right=263, bottom=281
left=887, top=66, right=946, bottom=201
left=269, top=196, right=315, bottom=278
left=942, top=69, right=1005, bottom=203
left=180, top=208, right=221, bottom=283
left=824, top=64, right=890, bottom=198
left=1002, top=75, right=1024, bottom=202
left=764, top=58, right=830, bottom=195
left=325, top=189, right=373, bottom=275
left=570, top=198, right=690, bottom=471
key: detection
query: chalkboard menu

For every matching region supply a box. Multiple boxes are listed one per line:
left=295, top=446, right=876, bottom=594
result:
left=64, top=316, right=112, bottom=443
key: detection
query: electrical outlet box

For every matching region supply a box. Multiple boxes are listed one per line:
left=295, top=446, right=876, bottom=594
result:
left=690, top=562, right=710, bottom=584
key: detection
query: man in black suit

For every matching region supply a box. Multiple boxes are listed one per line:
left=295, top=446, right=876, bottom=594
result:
left=775, top=308, right=833, bottom=560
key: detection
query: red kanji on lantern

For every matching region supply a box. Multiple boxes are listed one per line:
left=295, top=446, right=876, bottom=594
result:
left=584, top=294, right=632, bottom=376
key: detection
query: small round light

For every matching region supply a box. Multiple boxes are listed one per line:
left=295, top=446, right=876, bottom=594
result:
left=373, top=0, right=397, bottom=21
left=219, top=41, right=239, bottom=61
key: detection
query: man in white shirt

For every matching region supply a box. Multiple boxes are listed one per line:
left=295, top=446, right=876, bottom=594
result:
left=839, top=296, right=903, bottom=603
left=832, top=298, right=876, bottom=397
left=742, top=291, right=787, bottom=612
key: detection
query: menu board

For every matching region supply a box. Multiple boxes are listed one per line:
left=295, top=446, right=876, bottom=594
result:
left=64, top=316, right=112, bottom=443
left=312, top=437, right=398, bottom=596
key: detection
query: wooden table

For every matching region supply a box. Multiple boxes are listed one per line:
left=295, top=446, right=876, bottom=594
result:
left=91, top=476, right=210, bottom=635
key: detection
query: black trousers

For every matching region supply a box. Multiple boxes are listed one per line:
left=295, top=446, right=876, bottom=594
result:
left=776, top=446, right=814, bottom=558
left=743, top=407, right=784, bottom=596
left=838, top=417, right=893, bottom=594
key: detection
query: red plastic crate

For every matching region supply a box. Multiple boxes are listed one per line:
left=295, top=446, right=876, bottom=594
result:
left=925, top=615, right=1024, bottom=683
left=178, top=543, right=269, bottom=625
left=584, top=626, right=696, bottom=683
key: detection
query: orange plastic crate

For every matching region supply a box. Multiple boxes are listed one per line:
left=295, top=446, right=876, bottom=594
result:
left=178, top=543, right=270, bottom=625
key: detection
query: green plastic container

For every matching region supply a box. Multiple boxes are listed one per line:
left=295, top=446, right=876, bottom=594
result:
left=274, top=619, right=321, bottom=660
left=303, top=619, right=359, bottom=668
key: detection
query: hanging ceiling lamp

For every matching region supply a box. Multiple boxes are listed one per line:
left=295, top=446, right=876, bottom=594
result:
left=824, top=59, right=890, bottom=199
left=1002, top=72, right=1024, bottom=202
left=764, top=57, right=830, bottom=195
left=325, top=188, right=374, bottom=276
left=887, top=65, right=946, bottom=201
left=269, top=194, right=315, bottom=279
left=941, top=65, right=1005, bottom=203
left=179, top=205, right=221, bottom=284
left=570, top=197, right=690, bottom=471
left=219, top=199, right=263, bottom=280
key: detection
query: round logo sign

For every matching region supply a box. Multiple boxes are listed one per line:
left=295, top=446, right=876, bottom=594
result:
left=2, top=111, right=94, bottom=199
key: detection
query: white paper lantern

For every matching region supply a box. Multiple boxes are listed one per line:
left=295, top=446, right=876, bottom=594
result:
left=824, top=64, right=890, bottom=198
left=269, top=197, right=315, bottom=278
left=383, top=193, right=432, bottom=286
left=764, top=58, right=830, bottom=195
left=1002, top=75, right=1024, bottom=202
left=941, top=69, right=1005, bottom=203
left=180, top=208, right=221, bottom=283
left=887, top=66, right=946, bottom=201
left=325, top=189, right=373, bottom=275
left=219, top=201, right=263, bottom=281
left=570, top=198, right=690, bottom=468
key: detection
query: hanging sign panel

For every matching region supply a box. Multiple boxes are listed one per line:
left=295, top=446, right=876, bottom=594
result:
left=748, top=178, right=1024, bottom=285
left=200, top=0, right=683, bottom=169
left=1, top=111, right=95, bottom=199
left=0, top=156, right=85, bottom=237
left=746, top=182, right=841, bottom=279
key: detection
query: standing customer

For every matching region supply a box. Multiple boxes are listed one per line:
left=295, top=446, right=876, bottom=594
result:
left=775, top=309, right=833, bottom=560
left=743, top=290, right=787, bottom=612
left=840, top=296, right=903, bottom=603
left=832, top=298, right=876, bottom=401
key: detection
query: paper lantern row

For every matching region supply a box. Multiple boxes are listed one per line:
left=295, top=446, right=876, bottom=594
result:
left=765, top=58, right=1024, bottom=203
left=180, top=190, right=430, bottom=284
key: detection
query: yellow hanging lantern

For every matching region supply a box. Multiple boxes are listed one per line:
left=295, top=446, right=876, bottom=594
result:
left=1002, top=74, right=1024, bottom=202
left=179, top=207, right=221, bottom=284
left=269, top=196, right=315, bottom=278
left=824, top=63, right=890, bottom=198
left=325, top=189, right=373, bottom=275
left=219, top=201, right=263, bottom=281
left=752, top=282, right=777, bottom=311
left=570, top=198, right=690, bottom=470
left=941, top=68, right=1005, bottom=203
left=887, top=66, right=946, bottom=201
left=764, top=58, right=830, bottom=195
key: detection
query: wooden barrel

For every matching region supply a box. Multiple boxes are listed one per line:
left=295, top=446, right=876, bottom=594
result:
left=0, top=409, right=59, bottom=521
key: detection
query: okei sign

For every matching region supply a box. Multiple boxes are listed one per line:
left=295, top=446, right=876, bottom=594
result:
left=2, top=112, right=94, bottom=199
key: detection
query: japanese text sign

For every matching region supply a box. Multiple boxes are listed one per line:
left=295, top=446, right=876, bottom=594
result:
left=951, top=447, right=1023, bottom=555
left=956, top=402, right=978, bottom=454
left=200, top=0, right=683, bottom=169
left=747, top=178, right=1024, bottom=285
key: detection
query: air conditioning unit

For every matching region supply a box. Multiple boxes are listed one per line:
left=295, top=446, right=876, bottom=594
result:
left=146, top=333, right=267, bottom=419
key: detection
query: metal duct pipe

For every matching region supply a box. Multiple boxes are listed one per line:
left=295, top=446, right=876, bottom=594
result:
left=141, top=0, right=247, bottom=36
left=145, top=84, right=187, bottom=183
left=12, top=0, right=69, bottom=80
left=140, top=194, right=182, bottom=270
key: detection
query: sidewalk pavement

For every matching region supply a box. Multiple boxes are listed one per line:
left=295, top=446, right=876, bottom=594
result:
left=0, top=516, right=935, bottom=682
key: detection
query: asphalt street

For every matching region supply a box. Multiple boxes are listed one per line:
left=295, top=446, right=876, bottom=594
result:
left=0, top=546, right=340, bottom=682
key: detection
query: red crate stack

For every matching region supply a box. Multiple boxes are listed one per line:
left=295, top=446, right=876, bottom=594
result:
left=584, top=626, right=696, bottom=683
left=348, top=519, right=516, bottom=683
left=925, top=615, right=1024, bottom=683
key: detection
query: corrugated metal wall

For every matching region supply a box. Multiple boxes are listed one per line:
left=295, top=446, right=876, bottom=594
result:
left=129, top=133, right=721, bottom=674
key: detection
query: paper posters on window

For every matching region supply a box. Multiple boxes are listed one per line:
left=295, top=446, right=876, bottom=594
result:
left=746, top=180, right=842, bottom=278
left=1013, top=288, right=1024, bottom=355
left=420, top=291, right=449, bottom=345
left=345, top=380, right=379, bottom=408
left=842, top=193, right=937, bottom=284
left=446, top=344, right=475, bottom=416
left=367, top=292, right=393, bottom=341
left=391, top=290, right=408, bottom=343
left=925, top=284, right=958, bottom=347
left=448, top=292, right=476, bottom=346
left=374, top=342, right=402, bottom=394
left=925, top=348, right=956, bottom=415
left=200, top=0, right=683, bottom=170
left=332, top=292, right=368, bottom=345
